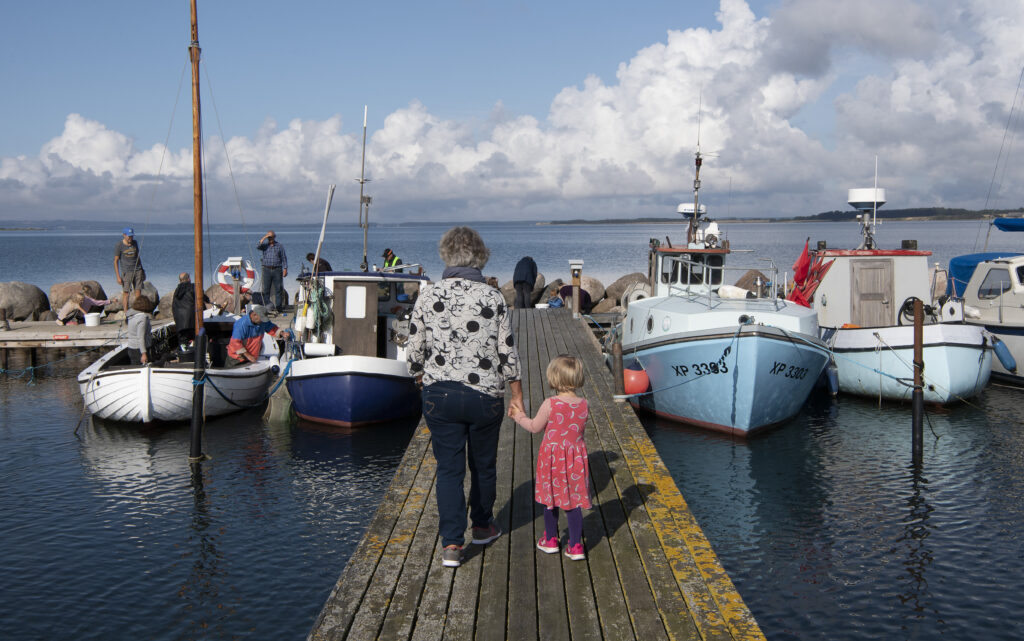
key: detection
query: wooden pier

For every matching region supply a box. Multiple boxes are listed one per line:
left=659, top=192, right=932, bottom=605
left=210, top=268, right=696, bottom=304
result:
left=0, top=317, right=174, bottom=349
left=309, top=308, right=764, bottom=640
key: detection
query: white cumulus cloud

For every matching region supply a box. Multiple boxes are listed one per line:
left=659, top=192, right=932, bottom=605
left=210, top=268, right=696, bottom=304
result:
left=2, top=0, right=1023, bottom=223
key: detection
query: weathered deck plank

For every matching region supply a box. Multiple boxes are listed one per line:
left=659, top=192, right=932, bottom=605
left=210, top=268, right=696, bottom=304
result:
left=309, top=308, right=765, bottom=641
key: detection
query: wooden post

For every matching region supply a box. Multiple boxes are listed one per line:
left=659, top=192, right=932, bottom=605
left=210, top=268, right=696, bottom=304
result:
left=612, top=341, right=625, bottom=401
left=189, top=330, right=207, bottom=462
left=912, top=299, right=924, bottom=465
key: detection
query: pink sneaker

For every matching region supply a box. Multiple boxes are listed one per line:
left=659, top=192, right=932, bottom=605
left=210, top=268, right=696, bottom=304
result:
left=536, top=535, right=559, bottom=554
left=564, top=543, right=585, bottom=561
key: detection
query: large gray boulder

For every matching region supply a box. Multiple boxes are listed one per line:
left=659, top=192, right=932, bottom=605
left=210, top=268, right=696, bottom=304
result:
left=50, top=280, right=108, bottom=312
left=531, top=273, right=548, bottom=304
left=502, top=273, right=550, bottom=308
left=579, top=276, right=606, bottom=304
left=0, top=282, right=50, bottom=320
left=205, top=284, right=251, bottom=313
left=499, top=281, right=515, bottom=307
left=132, top=282, right=160, bottom=313
left=606, top=273, right=649, bottom=305
left=156, top=291, right=174, bottom=318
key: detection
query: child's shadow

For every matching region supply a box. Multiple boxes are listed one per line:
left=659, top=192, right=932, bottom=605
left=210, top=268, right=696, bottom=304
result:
left=495, top=450, right=657, bottom=548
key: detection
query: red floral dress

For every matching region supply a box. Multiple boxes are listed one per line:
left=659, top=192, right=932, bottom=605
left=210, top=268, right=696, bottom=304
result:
left=533, top=397, right=591, bottom=510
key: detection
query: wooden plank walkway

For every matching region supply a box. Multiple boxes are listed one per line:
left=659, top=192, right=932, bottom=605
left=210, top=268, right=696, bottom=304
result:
left=0, top=318, right=174, bottom=348
left=309, top=308, right=765, bottom=641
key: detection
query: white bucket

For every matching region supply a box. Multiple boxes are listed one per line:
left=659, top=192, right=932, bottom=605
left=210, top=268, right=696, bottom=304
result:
left=84, top=313, right=102, bottom=327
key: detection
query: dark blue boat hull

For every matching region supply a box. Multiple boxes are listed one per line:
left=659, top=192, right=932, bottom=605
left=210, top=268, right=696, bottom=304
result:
left=286, top=371, right=421, bottom=427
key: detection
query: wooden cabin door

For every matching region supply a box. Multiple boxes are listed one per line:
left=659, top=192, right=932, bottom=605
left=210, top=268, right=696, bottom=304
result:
left=332, top=281, right=377, bottom=356
left=850, top=259, right=893, bottom=327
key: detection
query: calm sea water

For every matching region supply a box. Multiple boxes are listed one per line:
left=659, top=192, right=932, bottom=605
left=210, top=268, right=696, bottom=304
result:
left=3, top=218, right=1019, bottom=300
left=2, top=219, right=1022, bottom=639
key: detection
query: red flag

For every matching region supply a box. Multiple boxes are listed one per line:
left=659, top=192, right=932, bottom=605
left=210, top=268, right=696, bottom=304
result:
left=792, top=238, right=811, bottom=286
left=787, top=286, right=811, bottom=307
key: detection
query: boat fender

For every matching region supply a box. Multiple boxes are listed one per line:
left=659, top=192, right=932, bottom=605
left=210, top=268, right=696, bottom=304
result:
left=623, top=367, right=650, bottom=395
left=827, top=362, right=839, bottom=396
left=992, top=336, right=1017, bottom=373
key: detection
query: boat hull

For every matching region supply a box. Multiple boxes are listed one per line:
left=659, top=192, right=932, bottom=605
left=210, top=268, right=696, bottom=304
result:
left=623, top=326, right=830, bottom=436
left=825, top=323, right=992, bottom=403
left=286, top=355, right=420, bottom=427
left=78, top=346, right=277, bottom=423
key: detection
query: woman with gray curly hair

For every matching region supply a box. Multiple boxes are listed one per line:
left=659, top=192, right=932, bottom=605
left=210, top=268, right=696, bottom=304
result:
left=407, top=226, right=524, bottom=568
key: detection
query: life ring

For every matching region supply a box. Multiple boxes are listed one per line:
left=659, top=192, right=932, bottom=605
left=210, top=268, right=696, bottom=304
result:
left=215, top=258, right=256, bottom=293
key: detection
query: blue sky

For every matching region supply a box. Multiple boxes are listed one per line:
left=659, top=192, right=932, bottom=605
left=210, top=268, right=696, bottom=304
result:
left=3, top=0, right=1023, bottom=224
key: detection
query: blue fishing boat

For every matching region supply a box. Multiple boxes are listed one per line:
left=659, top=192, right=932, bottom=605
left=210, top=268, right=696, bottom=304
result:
left=615, top=152, right=830, bottom=436
left=285, top=270, right=428, bottom=426
left=284, top=108, right=428, bottom=426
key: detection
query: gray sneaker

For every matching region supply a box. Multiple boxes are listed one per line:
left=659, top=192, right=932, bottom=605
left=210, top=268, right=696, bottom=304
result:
left=471, top=522, right=502, bottom=545
left=441, top=545, right=463, bottom=568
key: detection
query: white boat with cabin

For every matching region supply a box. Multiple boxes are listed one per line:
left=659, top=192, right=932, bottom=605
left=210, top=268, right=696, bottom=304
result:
left=804, top=188, right=993, bottom=403
left=941, top=218, right=1024, bottom=385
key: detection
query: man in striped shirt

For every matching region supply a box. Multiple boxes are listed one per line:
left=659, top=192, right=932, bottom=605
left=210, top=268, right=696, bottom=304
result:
left=257, top=230, right=288, bottom=313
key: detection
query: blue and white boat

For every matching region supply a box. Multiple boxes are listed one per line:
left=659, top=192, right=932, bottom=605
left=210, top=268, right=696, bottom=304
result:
left=285, top=270, right=428, bottom=426
left=805, top=188, right=993, bottom=402
left=616, top=152, right=830, bottom=437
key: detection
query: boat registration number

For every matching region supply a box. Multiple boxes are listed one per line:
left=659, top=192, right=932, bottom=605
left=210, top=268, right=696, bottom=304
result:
left=671, top=358, right=729, bottom=377
left=769, top=361, right=809, bottom=379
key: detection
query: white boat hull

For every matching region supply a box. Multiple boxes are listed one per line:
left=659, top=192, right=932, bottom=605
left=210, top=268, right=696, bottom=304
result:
left=825, top=323, right=992, bottom=403
left=78, top=345, right=278, bottom=423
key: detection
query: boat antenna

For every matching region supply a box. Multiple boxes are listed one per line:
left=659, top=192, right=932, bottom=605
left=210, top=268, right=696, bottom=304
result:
left=872, top=155, right=879, bottom=237
left=357, top=106, right=372, bottom=272
left=690, top=91, right=703, bottom=244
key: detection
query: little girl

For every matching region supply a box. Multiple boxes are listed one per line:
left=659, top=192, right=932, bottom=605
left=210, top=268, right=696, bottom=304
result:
left=511, top=354, right=591, bottom=560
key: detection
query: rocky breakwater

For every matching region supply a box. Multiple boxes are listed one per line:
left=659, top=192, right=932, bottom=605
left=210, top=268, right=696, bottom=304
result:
left=0, top=282, right=49, bottom=321
left=496, top=271, right=650, bottom=314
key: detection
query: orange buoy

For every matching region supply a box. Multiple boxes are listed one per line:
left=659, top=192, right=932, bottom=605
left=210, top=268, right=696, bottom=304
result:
left=623, top=368, right=650, bottom=395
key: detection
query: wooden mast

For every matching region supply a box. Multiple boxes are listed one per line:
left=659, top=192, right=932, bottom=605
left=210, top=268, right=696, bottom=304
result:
left=188, top=0, right=206, bottom=462
left=189, top=0, right=204, bottom=332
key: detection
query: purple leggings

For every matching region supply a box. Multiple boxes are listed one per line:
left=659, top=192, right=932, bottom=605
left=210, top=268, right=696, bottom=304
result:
left=543, top=506, right=583, bottom=546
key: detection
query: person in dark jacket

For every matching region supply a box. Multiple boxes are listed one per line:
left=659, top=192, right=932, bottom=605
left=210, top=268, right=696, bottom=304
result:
left=513, top=256, right=538, bottom=309
left=306, top=253, right=333, bottom=273
left=171, top=272, right=210, bottom=347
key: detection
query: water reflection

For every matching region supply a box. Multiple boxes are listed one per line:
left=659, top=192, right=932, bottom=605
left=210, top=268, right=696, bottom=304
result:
left=895, top=464, right=936, bottom=627
left=65, top=408, right=420, bottom=639
left=644, top=385, right=1024, bottom=640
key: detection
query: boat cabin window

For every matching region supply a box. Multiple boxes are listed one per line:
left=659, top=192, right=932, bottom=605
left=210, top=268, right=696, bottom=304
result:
left=1017, top=266, right=1024, bottom=286
left=660, top=257, right=679, bottom=284
left=346, top=286, right=368, bottom=318
left=661, top=253, right=723, bottom=286
left=978, top=268, right=1012, bottom=299
left=377, top=280, right=421, bottom=303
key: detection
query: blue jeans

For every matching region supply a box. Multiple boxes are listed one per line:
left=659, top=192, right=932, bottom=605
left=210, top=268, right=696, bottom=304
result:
left=261, top=265, right=283, bottom=310
left=422, top=381, right=504, bottom=547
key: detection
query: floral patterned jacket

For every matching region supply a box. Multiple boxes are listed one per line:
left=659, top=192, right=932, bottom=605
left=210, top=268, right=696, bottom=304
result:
left=406, top=278, right=521, bottom=397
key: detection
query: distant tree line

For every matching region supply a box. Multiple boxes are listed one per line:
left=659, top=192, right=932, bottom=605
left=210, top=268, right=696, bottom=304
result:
left=792, top=206, right=1024, bottom=221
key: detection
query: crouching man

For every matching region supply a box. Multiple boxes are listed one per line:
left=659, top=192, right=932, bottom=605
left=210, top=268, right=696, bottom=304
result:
left=226, top=305, right=293, bottom=367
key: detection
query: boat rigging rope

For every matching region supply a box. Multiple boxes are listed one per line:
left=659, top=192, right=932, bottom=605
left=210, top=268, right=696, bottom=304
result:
left=201, top=62, right=261, bottom=282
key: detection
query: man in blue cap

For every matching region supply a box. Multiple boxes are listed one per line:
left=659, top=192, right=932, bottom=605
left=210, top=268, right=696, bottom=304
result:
left=114, top=227, right=145, bottom=313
